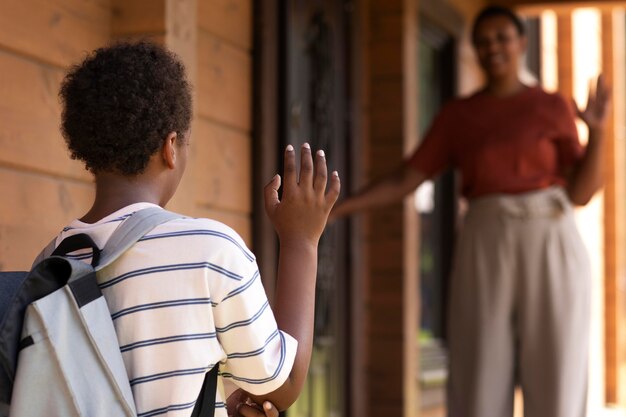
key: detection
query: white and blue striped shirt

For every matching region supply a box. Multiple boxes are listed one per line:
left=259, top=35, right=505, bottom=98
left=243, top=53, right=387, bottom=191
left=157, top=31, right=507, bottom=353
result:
left=55, top=203, right=297, bottom=417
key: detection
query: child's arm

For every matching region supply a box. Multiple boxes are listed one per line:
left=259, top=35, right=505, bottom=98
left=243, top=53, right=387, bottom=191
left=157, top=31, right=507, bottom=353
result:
left=248, top=143, right=340, bottom=410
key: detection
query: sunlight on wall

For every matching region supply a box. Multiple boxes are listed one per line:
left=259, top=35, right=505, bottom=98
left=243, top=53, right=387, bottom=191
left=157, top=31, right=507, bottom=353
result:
left=572, top=7, right=606, bottom=415
left=540, top=10, right=558, bottom=93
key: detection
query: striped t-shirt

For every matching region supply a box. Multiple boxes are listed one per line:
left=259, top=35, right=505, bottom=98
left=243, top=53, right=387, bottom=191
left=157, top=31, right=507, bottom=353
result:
left=53, top=203, right=297, bottom=417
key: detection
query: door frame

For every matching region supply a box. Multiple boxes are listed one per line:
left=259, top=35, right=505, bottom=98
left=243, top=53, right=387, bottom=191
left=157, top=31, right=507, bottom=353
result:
left=252, top=1, right=360, bottom=415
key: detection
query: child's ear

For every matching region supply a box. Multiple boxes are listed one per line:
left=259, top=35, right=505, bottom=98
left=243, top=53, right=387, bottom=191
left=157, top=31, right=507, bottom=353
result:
left=161, top=132, right=178, bottom=169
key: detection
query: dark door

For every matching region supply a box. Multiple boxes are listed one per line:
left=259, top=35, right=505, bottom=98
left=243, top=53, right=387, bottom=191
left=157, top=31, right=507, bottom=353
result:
left=281, top=1, right=351, bottom=416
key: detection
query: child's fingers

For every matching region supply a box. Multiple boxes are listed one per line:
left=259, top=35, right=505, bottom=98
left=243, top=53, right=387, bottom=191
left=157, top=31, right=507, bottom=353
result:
left=313, top=150, right=328, bottom=195
left=325, top=170, right=341, bottom=208
left=237, top=404, right=262, bottom=417
left=263, top=174, right=281, bottom=215
left=283, top=144, right=297, bottom=192
left=263, top=401, right=279, bottom=417
left=237, top=403, right=278, bottom=417
left=299, top=143, right=313, bottom=188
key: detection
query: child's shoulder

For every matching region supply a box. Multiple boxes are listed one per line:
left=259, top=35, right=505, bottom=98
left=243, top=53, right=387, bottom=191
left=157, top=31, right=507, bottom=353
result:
left=155, top=215, right=255, bottom=262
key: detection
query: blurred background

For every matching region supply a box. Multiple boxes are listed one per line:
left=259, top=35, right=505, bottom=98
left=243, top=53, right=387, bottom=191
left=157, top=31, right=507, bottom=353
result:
left=1, top=0, right=626, bottom=416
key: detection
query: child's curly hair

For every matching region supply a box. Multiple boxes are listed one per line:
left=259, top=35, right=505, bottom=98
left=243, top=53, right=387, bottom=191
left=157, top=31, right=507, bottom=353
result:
left=59, top=41, right=192, bottom=175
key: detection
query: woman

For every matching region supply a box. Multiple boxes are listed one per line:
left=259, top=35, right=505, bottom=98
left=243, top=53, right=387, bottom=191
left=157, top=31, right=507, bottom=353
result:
left=332, top=6, right=609, bottom=417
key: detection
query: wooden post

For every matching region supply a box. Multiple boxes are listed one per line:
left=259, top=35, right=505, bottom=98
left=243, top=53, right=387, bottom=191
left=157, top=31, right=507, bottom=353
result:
left=601, top=8, right=626, bottom=407
left=556, top=12, right=573, bottom=98
left=365, top=0, right=420, bottom=415
left=403, top=0, right=420, bottom=415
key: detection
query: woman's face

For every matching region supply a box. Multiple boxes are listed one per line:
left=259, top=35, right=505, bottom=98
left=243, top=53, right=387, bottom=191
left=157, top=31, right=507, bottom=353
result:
left=473, top=15, right=526, bottom=81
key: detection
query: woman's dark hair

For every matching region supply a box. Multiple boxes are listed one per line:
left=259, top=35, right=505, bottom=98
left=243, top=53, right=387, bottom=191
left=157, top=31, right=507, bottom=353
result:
left=472, top=6, right=526, bottom=43
left=59, top=41, right=192, bottom=175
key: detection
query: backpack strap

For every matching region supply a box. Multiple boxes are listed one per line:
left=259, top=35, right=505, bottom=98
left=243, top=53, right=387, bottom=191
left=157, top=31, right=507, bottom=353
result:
left=190, top=365, right=219, bottom=417
left=96, top=207, right=183, bottom=270
left=51, top=234, right=101, bottom=267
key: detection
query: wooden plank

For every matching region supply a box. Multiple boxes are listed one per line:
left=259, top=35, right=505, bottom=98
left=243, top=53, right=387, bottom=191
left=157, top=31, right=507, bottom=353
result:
left=197, top=30, right=252, bottom=131
left=0, top=0, right=110, bottom=68
left=611, top=10, right=626, bottom=408
left=0, top=50, right=91, bottom=181
left=111, top=0, right=165, bottom=35
left=556, top=13, right=573, bottom=98
left=0, top=167, right=94, bottom=270
left=499, top=0, right=626, bottom=12
left=365, top=2, right=411, bottom=416
left=601, top=9, right=626, bottom=406
left=370, top=108, right=403, bottom=141
left=193, top=118, right=252, bottom=213
left=370, top=41, right=403, bottom=79
left=198, top=0, right=252, bottom=50
left=370, top=13, right=403, bottom=41
left=602, top=8, right=618, bottom=403
left=112, top=33, right=167, bottom=45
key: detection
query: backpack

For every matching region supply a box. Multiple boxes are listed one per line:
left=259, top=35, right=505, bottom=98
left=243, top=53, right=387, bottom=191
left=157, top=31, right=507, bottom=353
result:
left=0, top=207, right=219, bottom=417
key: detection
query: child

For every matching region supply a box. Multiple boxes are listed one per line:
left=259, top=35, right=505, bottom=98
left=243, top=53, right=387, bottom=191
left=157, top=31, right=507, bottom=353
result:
left=55, top=41, right=340, bottom=417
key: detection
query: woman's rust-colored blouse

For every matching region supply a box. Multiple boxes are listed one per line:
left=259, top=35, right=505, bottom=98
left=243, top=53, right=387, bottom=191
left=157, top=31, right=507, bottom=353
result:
left=407, top=86, right=584, bottom=199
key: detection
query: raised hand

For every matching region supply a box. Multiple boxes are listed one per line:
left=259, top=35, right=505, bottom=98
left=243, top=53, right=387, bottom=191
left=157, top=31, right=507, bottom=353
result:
left=264, top=143, right=341, bottom=246
left=574, top=74, right=611, bottom=131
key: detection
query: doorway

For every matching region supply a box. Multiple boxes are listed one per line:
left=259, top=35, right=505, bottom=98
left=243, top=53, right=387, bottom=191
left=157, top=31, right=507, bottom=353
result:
left=253, top=1, right=354, bottom=416
left=416, top=15, right=457, bottom=414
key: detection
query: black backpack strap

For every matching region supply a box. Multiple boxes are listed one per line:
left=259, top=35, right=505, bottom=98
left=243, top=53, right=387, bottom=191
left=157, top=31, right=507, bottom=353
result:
left=190, top=365, right=219, bottom=417
left=51, top=234, right=101, bottom=267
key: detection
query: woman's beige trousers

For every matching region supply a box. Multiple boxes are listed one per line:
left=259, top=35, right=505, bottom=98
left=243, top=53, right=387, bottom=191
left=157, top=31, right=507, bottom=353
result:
left=447, top=187, right=591, bottom=417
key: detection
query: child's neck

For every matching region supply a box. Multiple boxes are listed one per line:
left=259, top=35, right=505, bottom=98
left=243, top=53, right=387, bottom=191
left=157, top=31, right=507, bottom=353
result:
left=80, top=173, right=163, bottom=223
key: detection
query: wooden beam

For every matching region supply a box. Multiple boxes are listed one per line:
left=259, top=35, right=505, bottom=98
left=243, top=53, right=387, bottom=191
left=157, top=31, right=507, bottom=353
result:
left=611, top=10, right=626, bottom=407
left=403, top=0, right=420, bottom=415
left=366, top=0, right=406, bottom=415
left=495, top=0, right=626, bottom=14
left=602, top=9, right=618, bottom=404
left=556, top=12, right=573, bottom=98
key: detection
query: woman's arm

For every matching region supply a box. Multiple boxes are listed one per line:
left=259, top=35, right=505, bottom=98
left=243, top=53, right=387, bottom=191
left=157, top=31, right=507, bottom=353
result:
left=567, top=75, right=611, bottom=206
left=331, top=164, right=427, bottom=220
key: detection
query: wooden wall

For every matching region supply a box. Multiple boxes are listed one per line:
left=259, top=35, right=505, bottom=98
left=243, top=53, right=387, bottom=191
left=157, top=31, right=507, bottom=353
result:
left=193, top=0, right=253, bottom=242
left=0, top=0, right=109, bottom=270
left=0, top=0, right=253, bottom=270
